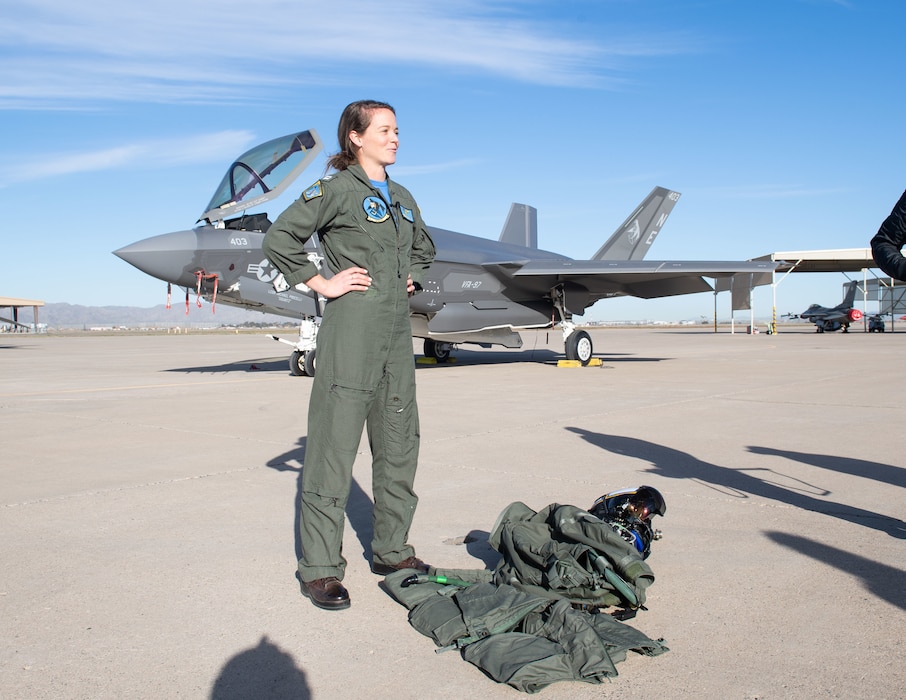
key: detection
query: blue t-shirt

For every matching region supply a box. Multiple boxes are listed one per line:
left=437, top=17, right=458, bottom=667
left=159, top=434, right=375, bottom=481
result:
left=371, top=179, right=391, bottom=204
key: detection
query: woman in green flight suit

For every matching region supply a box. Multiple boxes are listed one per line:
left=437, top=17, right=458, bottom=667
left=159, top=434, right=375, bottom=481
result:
left=263, top=100, right=436, bottom=610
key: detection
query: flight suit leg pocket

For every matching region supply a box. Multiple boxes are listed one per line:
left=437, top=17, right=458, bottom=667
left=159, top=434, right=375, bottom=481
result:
left=304, top=381, right=373, bottom=495
left=380, top=391, right=420, bottom=460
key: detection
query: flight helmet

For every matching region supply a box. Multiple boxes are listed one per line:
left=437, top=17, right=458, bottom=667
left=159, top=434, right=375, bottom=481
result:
left=589, top=485, right=665, bottom=559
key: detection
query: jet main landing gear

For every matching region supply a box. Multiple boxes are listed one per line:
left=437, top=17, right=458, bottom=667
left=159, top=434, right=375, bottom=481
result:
left=424, top=338, right=453, bottom=363
left=565, top=329, right=593, bottom=364
left=553, top=284, right=595, bottom=366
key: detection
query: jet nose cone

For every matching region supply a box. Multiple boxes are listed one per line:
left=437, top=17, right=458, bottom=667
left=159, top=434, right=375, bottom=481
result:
left=114, top=229, right=199, bottom=285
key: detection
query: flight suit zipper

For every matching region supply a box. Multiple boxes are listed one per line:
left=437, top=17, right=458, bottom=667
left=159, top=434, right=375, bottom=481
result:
left=373, top=186, right=404, bottom=282
left=358, top=222, right=386, bottom=252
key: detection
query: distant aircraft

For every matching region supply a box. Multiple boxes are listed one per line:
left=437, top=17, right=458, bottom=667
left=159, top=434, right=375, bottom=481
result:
left=793, top=281, right=863, bottom=333
left=114, top=128, right=775, bottom=375
left=867, top=314, right=886, bottom=332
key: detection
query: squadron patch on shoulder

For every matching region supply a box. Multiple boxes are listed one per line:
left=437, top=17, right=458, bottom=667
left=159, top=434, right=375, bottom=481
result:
left=302, top=181, right=323, bottom=201
left=399, top=206, right=414, bottom=223
left=363, top=196, right=390, bottom=223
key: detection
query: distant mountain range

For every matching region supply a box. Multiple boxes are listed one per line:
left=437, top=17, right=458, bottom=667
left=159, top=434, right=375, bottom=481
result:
left=32, top=302, right=291, bottom=329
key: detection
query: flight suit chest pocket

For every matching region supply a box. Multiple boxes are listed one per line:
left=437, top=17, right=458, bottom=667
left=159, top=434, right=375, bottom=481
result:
left=347, top=214, right=392, bottom=265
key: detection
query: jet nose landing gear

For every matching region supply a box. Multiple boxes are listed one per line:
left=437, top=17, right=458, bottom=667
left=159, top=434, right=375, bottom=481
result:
left=290, top=349, right=316, bottom=376
left=269, top=316, right=319, bottom=376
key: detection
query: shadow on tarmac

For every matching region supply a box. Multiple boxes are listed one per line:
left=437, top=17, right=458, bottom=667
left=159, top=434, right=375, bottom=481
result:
left=765, top=531, right=906, bottom=611
left=264, top=438, right=496, bottom=577
left=265, top=437, right=377, bottom=567
left=162, top=348, right=670, bottom=375
left=165, top=357, right=290, bottom=374
left=747, top=445, right=906, bottom=490
left=424, top=348, right=669, bottom=367
left=211, top=635, right=311, bottom=700
left=463, top=529, right=500, bottom=569
left=565, top=428, right=906, bottom=540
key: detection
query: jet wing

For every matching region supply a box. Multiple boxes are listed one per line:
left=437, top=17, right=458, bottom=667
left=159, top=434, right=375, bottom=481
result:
left=484, top=259, right=777, bottom=300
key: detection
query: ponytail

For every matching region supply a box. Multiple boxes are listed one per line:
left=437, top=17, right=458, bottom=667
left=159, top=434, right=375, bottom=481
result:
left=327, top=100, right=395, bottom=172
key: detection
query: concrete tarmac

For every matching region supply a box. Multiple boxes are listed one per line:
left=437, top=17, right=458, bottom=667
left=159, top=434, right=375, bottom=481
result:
left=1, top=327, right=904, bottom=699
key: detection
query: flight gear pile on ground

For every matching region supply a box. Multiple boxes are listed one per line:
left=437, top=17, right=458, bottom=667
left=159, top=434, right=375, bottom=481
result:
left=382, top=493, right=668, bottom=693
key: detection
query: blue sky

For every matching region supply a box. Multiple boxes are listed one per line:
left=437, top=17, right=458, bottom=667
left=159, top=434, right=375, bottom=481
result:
left=2, top=0, right=903, bottom=321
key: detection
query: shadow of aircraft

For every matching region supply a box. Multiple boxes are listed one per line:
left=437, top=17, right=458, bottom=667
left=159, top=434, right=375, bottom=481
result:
left=418, top=346, right=670, bottom=368
left=165, top=357, right=289, bottom=374
left=161, top=344, right=669, bottom=375
left=566, top=428, right=906, bottom=539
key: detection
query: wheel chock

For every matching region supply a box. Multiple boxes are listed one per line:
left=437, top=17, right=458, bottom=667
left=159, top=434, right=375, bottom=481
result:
left=557, top=358, right=603, bottom=368
left=417, top=357, right=438, bottom=364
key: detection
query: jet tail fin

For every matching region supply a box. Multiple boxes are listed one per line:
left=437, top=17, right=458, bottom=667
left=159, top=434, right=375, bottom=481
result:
left=840, top=280, right=859, bottom=308
left=498, top=203, right=538, bottom=248
left=592, top=187, right=681, bottom=261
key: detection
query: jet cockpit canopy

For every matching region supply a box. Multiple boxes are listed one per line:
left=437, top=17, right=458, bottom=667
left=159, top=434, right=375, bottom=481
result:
left=199, top=129, right=323, bottom=225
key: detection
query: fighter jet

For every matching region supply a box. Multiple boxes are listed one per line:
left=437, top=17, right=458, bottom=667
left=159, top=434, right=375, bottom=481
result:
left=793, top=281, right=863, bottom=332
left=114, top=128, right=775, bottom=375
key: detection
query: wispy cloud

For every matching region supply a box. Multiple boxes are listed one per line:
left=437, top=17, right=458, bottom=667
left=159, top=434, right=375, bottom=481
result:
left=1, top=1, right=697, bottom=109
left=0, top=130, right=256, bottom=186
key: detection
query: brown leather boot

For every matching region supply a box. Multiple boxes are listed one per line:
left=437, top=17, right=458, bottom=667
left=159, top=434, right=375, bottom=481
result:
left=299, top=575, right=350, bottom=610
left=371, top=556, right=430, bottom=576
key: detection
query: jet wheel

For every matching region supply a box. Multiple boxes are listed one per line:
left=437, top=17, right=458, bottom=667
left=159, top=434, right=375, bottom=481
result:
left=303, top=350, right=316, bottom=376
left=290, top=350, right=316, bottom=376
left=565, top=330, right=593, bottom=365
left=290, top=350, right=306, bottom=376
left=424, top=339, right=452, bottom=363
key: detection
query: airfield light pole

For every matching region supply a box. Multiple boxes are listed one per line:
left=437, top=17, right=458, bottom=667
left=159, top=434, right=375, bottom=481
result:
left=771, top=269, right=778, bottom=335
left=713, top=291, right=718, bottom=333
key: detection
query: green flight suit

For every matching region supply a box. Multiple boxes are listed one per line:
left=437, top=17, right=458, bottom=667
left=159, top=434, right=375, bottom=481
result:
left=263, top=164, right=436, bottom=582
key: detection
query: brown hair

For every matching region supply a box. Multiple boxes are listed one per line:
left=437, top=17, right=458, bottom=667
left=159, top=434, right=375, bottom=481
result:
left=326, top=100, right=396, bottom=172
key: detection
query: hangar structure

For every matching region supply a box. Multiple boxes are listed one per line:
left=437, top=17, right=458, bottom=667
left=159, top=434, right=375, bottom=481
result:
left=757, top=248, right=876, bottom=275
left=751, top=248, right=901, bottom=332
left=0, top=296, right=44, bottom=332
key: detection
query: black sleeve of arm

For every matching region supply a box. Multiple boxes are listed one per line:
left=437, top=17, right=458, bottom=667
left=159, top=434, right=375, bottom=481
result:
left=871, top=189, right=906, bottom=282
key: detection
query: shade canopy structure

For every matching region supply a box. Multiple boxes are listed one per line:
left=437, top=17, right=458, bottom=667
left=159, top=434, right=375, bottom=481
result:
left=0, top=296, right=44, bottom=331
